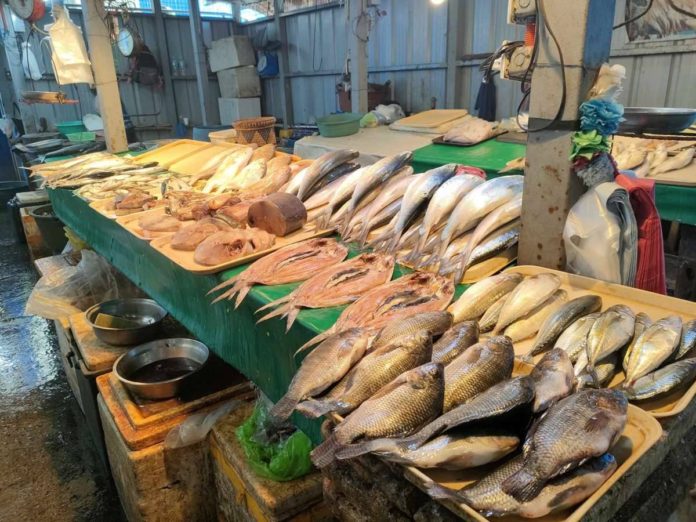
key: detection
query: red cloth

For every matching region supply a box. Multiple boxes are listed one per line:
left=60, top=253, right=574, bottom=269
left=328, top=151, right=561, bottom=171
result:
left=616, top=174, right=666, bottom=294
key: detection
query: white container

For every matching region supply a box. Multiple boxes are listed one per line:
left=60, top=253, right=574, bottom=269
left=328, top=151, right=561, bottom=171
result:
left=217, top=66, right=261, bottom=99
left=218, top=97, right=261, bottom=124
left=209, top=36, right=255, bottom=73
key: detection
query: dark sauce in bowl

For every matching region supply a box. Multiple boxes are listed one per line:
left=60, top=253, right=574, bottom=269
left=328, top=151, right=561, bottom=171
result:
left=128, top=357, right=202, bottom=383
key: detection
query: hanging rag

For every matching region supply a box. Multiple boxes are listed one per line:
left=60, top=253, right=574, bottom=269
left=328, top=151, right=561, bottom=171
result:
left=616, top=173, right=666, bottom=294
left=605, top=184, right=638, bottom=287
left=475, top=76, right=497, bottom=122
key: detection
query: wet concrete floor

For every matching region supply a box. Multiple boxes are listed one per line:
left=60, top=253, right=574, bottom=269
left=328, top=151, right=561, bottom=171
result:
left=0, top=201, right=124, bottom=521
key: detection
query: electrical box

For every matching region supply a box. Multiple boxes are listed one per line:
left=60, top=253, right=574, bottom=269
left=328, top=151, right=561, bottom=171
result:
left=500, top=45, right=534, bottom=81
left=508, top=0, right=536, bottom=24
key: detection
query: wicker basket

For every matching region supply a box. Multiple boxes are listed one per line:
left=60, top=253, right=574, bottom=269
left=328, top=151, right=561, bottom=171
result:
left=233, top=117, right=277, bottom=146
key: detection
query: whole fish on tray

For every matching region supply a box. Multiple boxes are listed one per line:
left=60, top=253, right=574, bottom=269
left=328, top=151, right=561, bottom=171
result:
left=447, top=272, right=523, bottom=323
left=493, top=273, right=561, bottom=334
left=256, top=253, right=395, bottom=330
left=624, top=358, right=696, bottom=401
left=425, top=453, right=617, bottom=519
left=371, top=311, right=453, bottom=351
left=504, top=289, right=568, bottom=343
left=439, top=223, right=520, bottom=277
left=675, top=319, right=696, bottom=360
left=529, top=349, right=574, bottom=413
left=577, top=353, right=619, bottom=389
left=554, top=312, right=600, bottom=363
left=501, top=389, right=627, bottom=502
left=432, top=321, right=480, bottom=365
left=585, top=305, right=635, bottom=384
left=194, top=228, right=275, bottom=266
left=314, top=166, right=370, bottom=229
left=209, top=238, right=348, bottom=307
left=623, top=315, right=682, bottom=388
left=297, top=272, right=455, bottom=354
left=311, top=362, right=445, bottom=468
left=621, top=312, right=652, bottom=372
left=286, top=149, right=359, bottom=200
left=202, top=147, right=254, bottom=194
left=478, top=295, right=510, bottom=333
left=269, top=328, right=371, bottom=422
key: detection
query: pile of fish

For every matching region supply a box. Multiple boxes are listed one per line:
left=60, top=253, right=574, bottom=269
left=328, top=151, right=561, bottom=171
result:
left=613, top=137, right=696, bottom=177
left=266, top=309, right=628, bottom=519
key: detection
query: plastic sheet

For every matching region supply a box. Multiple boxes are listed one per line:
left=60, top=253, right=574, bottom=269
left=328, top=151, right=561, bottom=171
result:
left=165, top=400, right=242, bottom=449
left=45, top=5, right=94, bottom=85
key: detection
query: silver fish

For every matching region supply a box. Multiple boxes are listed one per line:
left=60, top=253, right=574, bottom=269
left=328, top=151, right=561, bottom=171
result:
left=623, top=315, right=682, bottom=388
left=304, top=176, right=352, bottom=211
left=530, top=348, right=574, bottom=412
left=586, top=305, right=636, bottom=383
left=447, top=273, right=523, bottom=323
left=478, top=294, right=510, bottom=333
left=315, top=165, right=370, bottom=228
left=577, top=353, right=619, bottom=389
left=625, top=358, right=696, bottom=401
left=555, top=313, right=600, bottom=363
left=674, top=318, right=696, bottom=360
left=622, top=312, right=653, bottom=372
left=294, top=149, right=359, bottom=200
left=505, top=289, right=568, bottom=343
left=493, top=273, right=561, bottom=334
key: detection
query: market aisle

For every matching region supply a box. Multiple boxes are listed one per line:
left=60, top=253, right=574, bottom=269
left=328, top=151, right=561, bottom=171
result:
left=0, top=204, right=124, bottom=521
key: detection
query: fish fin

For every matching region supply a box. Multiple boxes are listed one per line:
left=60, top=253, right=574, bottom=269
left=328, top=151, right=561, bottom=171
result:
left=211, top=287, right=237, bottom=304
left=315, top=207, right=332, bottom=230
left=285, top=307, right=301, bottom=332
left=501, top=467, right=544, bottom=503
left=295, top=330, right=333, bottom=357
left=586, top=364, right=601, bottom=388
left=335, top=439, right=396, bottom=460
left=310, top=434, right=342, bottom=468
left=296, top=399, right=341, bottom=418
left=233, top=285, right=253, bottom=309
left=255, top=294, right=293, bottom=313
left=355, top=223, right=372, bottom=248
left=256, top=304, right=292, bottom=324
left=269, top=394, right=300, bottom=422
left=384, top=232, right=403, bottom=254
left=422, top=481, right=459, bottom=501
left=207, top=275, right=239, bottom=295
left=584, top=411, right=612, bottom=433
left=452, top=259, right=467, bottom=284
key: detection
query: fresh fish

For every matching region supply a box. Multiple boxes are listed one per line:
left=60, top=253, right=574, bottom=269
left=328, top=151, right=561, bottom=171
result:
left=528, top=295, right=603, bottom=357
left=314, top=165, right=370, bottom=228
left=202, top=148, right=253, bottom=193
left=625, top=358, right=696, bottom=401
left=250, top=144, right=276, bottom=162
left=298, top=272, right=455, bottom=354
left=209, top=238, right=347, bottom=307
left=303, top=177, right=346, bottom=211
left=505, top=289, right=568, bottom=343
left=623, top=316, right=682, bottom=388
left=444, top=336, right=515, bottom=411
left=347, top=199, right=402, bottom=242
left=465, top=223, right=520, bottom=270
left=329, top=185, right=380, bottom=228
left=409, top=173, right=484, bottom=260
left=494, top=273, right=561, bottom=334
left=425, top=454, right=617, bottom=519
left=622, top=312, right=653, bottom=372
left=269, top=328, right=370, bottom=421
left=573, top=348, right=590, bottom=377
left=310, top=362, right=444, bottom=468
left=371, top=311, right=453, bottom=352
left=478, top=294, right=510, bottom=333
left=298, top=331, right=433, bottom=418
left=435, top=175, right=524, bottom=260
left=454, top=194, right=523, bottom=280
left=555, top=313, right=600, bottom=363
left=369, top=429, right=520, bottom=470
left=530, top=348, right=574, bottom=413
left=342, top=151, right=413, bottom=227
left=586, top=305, right=636, bottom=383
left=651, top=147, right=695, bottom=176
left=374, top=165, right=456, bottom=252
left=577, top=353, right=619, bottom=389
left=674, top=318, right=696, bottom=360
left=447, top=273, right=523, bottom=323
left=293, top=149, right=359, bottom=200
left=401, top=376, right=535, bottom=450
left=238, top=165, right=291, bottom=199
left=432, top=321, right=480, bottom=365
left=256, top=253, right=395, bottom=331
left=501, top=389, right=627, bottom=502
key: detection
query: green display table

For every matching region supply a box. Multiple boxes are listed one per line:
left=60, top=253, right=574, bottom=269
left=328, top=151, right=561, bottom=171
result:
left=412, top=140, right=696, bottom=226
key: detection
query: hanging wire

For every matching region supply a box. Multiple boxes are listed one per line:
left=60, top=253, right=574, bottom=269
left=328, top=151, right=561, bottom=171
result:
left=667, top=0, right=696, bottom=19
left=613, top=0, right=654, bottom=29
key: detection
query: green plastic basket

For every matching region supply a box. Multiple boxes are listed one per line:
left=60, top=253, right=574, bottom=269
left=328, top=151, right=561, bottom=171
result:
left=56, top=120, right=87, bottom=136
left=316, top=112, right=361, bottom=137
left=66, top=131, right=96, bottom=143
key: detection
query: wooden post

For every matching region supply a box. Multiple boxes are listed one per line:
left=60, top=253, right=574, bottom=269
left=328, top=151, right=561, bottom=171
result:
left=188, top=0, right=213, bottom=126
left=349, top=0, right=368, bottom=114
left=81, top=0, right=128, bottom=152
left=518, top=0, right=616, bottom=269
left=152, top=0, right=178, bottom=128
left=2, top=6, right=37, bottom=132
left=445, top=0, right=461, bottom=109
left=273, top=0, right=294, bottom=127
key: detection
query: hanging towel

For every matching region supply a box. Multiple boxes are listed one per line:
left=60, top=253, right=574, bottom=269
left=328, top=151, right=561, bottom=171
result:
left=616, top=173, right=667, bottom=295
left=475, top=77, right=497, bottom=122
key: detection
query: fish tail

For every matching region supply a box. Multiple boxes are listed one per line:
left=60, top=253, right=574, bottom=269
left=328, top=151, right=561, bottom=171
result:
left=419, top=253, right=441, bottom=270
left=269, top=393, right=300, bottom=422
left=296, top=399, right=340, bottom=418
left=233, top=285, right=253, bottom=309
left=295, top=330, right=332, bottom=357
left=210, top=287, right=237, bottom=304
left=519, top=352, right=535, bottom=364
left=207, top=275, right=239, bottom=295
left=422, top=481, right=459, bottom=501
left=587, top=364, right=601, bottom=387
left=310, top=434, right=342, bottom=468
left=501, top=467, right=544, bottom=503
left=256, top=304, right=292, bottom=324
left=452, top=259, right=467, bottom=284
left=285, top=307, right=301, bottom=332
left=356, top=224, right=372, bottom=247
left=255, top=295, right=293, bottom=313
left=335, top=440, right=382, bottom=460
left=315, top=207, right=331, bottom=230
left=385, top=233, right=403, bottom=254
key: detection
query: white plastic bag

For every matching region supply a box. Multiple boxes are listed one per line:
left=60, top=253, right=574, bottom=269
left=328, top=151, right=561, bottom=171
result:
left=46, top=5, right=94, bottom=85
left=164, top=400, right=242, bottom=449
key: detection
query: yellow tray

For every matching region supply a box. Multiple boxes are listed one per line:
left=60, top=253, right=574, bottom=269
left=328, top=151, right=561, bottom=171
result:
left=115, top=207, right=185, bottom=241
left=501, top=266, right=696, bottom=418
left=133, top=139, right=213, bottom=168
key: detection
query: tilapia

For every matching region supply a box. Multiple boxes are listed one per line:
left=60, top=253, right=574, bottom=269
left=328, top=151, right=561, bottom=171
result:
left=623, top=315, right=682, bottom=388
left=269, top=328, right=370, bottom=421
left=298, top=272, right=455, bottom=354
left=528, top=295, right=603, bottom=357
left=202, top=147, right=254, bottom=193
left=426, top=454, right=617, bottom=519
left=310, top=362, right=444, bottom=468
left=479, top=294, right=510, bottom=333
left=368, top=430, right=520, bottom=470
left=577, top=353, right=619, bottom=389
left=170, top=217, right=231, bottom=251
left=256, top=253, right=395, bottom=330
left=209, top=238, right=347, bottom=307
left=554, top=313, right=600, bottom=363
left=622, top=312, right=653, bottom=372
left=448, top=273, right=523, bottom=323
left=298, top=331, right=433, bottom=418
left=371, top=311, right=453, bottom=352
left=291, top=149, right=359, bottom=201
left=586, top=305, right=636, bottom=382
left=315, top=165, right=370, bottom=229
left=435, top=175, right=524, bottom=260
left=343, top=152, right=413, bottom=227
left=432, top=321, right=480, bottom=365
left=444, top=336, right=515, bottom=411
left=505, top=289, right=568, bottom=343
left=493, top=273, right=561, bottom=334
left=401, top=376, right=535, bottom=450
left=193, top=228, right=275, bottom=266
left=674, top=318, right=696, bottom=360
left=530, top=348, right=574, bottom=413
left=625, top=358, right=696, bottom=401
left=501, top=389, right=627, bottom=502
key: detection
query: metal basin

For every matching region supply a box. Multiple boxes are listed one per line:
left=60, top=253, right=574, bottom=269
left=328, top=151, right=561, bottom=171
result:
left=85, top=298, right=167, bottom=346
left=620, top=107, right=696, bottom=134
left=113, top=338, right=210, bottom=400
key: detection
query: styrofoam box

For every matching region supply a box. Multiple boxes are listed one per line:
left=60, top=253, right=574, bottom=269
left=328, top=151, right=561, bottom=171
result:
left=217, top=66, right=261, bottom=98
left=218, top=98, right=261, bottom=124
left=209, top=36, right=256, bottom=73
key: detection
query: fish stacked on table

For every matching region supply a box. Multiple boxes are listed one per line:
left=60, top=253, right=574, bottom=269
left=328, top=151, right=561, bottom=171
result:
left=612, top=136, right=696, bottom=177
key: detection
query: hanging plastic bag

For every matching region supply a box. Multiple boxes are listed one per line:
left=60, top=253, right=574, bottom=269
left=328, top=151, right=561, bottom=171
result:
left=235, top=402, right=313, bottom=482
left=45, top=5, right=94, bottom=85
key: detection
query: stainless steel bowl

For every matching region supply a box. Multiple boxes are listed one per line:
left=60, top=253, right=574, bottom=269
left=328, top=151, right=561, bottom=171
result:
left=85, top=298, right=167, bottom=346
left=113, top=338, right=210, bottom=400
left=620, top=107, right=696, bottom=134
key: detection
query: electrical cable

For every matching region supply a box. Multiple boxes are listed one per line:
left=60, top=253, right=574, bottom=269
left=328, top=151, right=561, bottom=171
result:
left=667, top=0, right=696, bottom=19
left=613, top=0, right=654, bottom=29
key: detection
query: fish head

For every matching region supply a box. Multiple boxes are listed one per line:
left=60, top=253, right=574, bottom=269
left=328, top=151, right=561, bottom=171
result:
left=487, top=335, right=514, bottom=354
left=408, top=362, right=445, bottom=390
left=536, top=348, right=573, bottom=374
left=594, top=388, right=629, bottom=415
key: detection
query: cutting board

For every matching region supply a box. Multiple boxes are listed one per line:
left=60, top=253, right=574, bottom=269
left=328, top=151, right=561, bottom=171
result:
left=391, top=110, right=468, bottom=129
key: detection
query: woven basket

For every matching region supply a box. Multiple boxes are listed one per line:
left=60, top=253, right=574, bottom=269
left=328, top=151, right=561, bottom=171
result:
left=233, top=117, right=277, bottom=146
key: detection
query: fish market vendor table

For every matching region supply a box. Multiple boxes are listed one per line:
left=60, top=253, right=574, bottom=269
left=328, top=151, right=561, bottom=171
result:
left=412, top=141, right=696, bottom=226
left=293, top=126, right=434, bottom=166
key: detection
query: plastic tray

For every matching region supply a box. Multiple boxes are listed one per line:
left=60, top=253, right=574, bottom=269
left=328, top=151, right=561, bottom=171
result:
left=132, top=139, right=213, bottom=168
left=115, top=207, right=185, bottom=241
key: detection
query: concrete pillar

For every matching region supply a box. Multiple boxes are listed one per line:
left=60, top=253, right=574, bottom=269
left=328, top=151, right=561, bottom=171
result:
left=349, top=0, right=368, bottom=114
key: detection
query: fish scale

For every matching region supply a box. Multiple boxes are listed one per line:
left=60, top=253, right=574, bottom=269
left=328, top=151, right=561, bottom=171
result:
left=431, top=321, right=480, bottom=365
left=625, top=358, right=696, bottom=401
left=623, top=315, right=682, bottom=387
left=494, top=273, right=561, bottom=334
left=447, top=273, right=523, bottom=323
